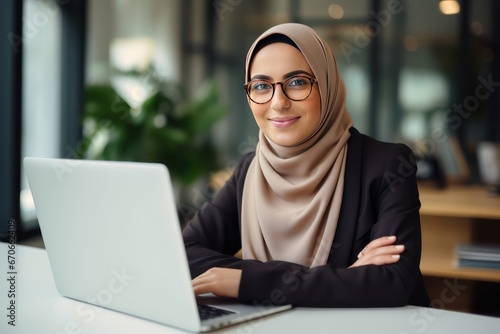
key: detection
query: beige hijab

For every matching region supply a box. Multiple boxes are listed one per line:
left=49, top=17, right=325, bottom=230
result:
left=241, top=23, right=353, bottom=268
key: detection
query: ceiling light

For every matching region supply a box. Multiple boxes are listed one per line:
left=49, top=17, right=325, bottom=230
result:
left=439, top=0, right=460, bottom=15
left=328, top=4, right=344, bottom=20
left=404, top=35, right=419, bottom=52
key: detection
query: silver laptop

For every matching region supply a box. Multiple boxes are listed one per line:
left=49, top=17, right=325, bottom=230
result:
left=24, top=157, right=291, bottom=332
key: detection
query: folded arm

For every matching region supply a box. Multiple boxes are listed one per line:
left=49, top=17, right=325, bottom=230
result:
left=191, top=235, right=405, bottom=299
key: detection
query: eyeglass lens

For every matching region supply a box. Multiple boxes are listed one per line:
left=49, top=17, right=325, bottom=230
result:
left=247, top=76, right=314, bottom=104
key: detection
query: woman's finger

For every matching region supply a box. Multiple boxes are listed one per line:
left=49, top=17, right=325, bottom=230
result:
left=192, top=268, right=242, bottom=298
left=357, top=235, right=398, bottom=259
left=351, top=242, right=405, bottom=268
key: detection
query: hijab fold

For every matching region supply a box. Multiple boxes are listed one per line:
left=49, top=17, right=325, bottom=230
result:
left=241, top=23, right=353, bottom=268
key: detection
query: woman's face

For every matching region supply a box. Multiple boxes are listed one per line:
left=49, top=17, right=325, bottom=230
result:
left=248, top=42, right=321, bottom=147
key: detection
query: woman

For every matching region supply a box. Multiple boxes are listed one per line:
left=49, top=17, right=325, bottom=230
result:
left=183, top=23, right=430, bottom=307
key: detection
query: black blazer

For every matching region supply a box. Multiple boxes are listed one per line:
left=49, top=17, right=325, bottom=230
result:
left=183, top=128, right=430, bottom=307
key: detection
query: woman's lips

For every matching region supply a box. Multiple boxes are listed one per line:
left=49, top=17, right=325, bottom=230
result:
left=269, top=116, right=300, bottom=128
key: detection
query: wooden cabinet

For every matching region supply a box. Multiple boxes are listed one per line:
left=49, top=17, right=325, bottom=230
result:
left=418, top=184, right=500, bottom=315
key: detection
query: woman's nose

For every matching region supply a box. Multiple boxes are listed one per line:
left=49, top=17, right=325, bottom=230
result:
left=271, top=83, right=291, bottom=111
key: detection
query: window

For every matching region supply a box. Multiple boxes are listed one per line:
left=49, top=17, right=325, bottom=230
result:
left=21, top=0, right=63, bottom=226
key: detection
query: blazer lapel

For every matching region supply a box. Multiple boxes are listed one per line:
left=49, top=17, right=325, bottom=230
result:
left=327, top=127, right=363, bottom=267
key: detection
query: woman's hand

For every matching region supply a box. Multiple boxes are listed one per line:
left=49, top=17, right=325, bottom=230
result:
left=192, top=237, right=402, bottom=295
left=192, top=268, right=242, bottom=298
left=349, top=236, right=405, bottom=268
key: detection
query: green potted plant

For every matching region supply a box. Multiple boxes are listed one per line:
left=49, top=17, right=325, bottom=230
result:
left=80, top=76, right=227, bottom=187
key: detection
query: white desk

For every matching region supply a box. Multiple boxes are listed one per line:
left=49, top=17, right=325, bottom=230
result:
left=1, top=243, right=500, bottom=334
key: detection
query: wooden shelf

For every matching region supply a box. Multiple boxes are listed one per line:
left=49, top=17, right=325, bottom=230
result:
left=419, top=216, right=500, bottom=282
left=419, top=184, right=500, bottom=220
left=418, top=184, right=500, bottom=283
left=421, top=259, right=500, bottom=283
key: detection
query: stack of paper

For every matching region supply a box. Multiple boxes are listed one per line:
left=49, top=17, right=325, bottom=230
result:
left=455, top=244, right=500, bottom=270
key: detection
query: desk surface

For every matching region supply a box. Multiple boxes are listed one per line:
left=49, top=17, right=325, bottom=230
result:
left=1, top=243, right=500, bottom=334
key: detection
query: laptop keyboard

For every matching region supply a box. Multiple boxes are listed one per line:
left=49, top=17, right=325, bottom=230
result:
left=198, top=304, right=236, bottom=320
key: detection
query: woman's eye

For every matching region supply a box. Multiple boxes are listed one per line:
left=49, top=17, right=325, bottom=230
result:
left=288, top=78, right=308, bottom=87
left=252, top=82, right=272, bottom=91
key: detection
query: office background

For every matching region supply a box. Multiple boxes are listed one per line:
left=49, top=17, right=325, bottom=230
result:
left=1, top=0, right=499, bottom=317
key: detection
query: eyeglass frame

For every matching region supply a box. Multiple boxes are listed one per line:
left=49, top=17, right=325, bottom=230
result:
left=243, top=76, right=317, bottom=104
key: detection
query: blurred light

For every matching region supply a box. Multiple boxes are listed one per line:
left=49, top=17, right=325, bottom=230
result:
left=20, top=189, right=36, bottom=222
left=439, top=0, right=460, bottom=15
left=471, top=21, right=484, bottom=35
left=110, top=37, right=155, bottom=72
left=399, top=69, right=448, bottom=113
left=400, top=114, right=426, bottom=142
left=328, top=4, right=344, bottom=19
left=153, top=114, right=167, bottom=128
left=404, top=35, right=419, bottom=52
left=109, top=37, right=157, bottom=109
left=485, top=48, right=495, bottom=63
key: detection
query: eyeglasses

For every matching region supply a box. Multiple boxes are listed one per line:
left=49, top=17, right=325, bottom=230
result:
left=243, top=76, right=317, bottom=104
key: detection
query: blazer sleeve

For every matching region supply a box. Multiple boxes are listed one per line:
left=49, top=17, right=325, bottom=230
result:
left=182, top=154, right=253, bottom=278
left=237, top=143, right=427, bottom=307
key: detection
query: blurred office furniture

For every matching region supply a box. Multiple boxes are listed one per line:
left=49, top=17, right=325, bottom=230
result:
left=419, top=184, right=500, bottom=315
left=477, top=142, right=500, bottom=194
left=415, top=153, right=447, bottom=188
left=455, top=244, right=500, bottom=270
